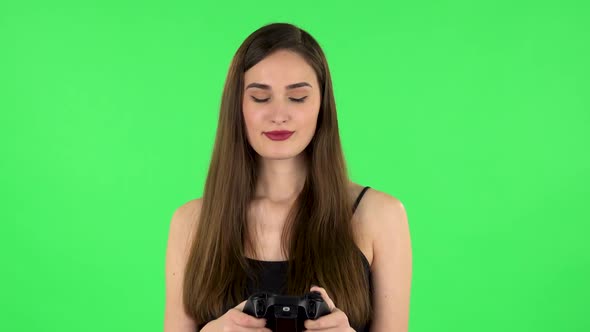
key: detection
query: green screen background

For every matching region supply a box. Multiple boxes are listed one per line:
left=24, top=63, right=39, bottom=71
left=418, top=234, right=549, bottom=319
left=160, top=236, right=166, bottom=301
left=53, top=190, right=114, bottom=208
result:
left=1, top=0, right=588, bottom=331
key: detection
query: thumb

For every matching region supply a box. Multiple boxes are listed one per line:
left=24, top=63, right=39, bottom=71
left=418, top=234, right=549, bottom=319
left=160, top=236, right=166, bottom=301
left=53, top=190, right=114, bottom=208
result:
left=234, top=300, right=247, bottom=311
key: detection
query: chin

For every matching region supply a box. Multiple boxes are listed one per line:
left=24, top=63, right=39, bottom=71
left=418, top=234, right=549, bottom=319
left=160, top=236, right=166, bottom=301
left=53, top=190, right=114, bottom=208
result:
left=265, top=153, right=297, bottom=160
left=258, top=149, right=302, bottom=160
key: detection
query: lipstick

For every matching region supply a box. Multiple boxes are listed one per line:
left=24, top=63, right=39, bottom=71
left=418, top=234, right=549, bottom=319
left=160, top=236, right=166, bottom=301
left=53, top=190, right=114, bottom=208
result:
left=264, top=130, right=294, bottom=141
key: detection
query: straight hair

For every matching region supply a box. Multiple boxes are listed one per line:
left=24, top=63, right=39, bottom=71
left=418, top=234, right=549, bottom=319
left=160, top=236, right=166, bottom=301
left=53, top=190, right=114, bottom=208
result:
left=183, top=22, right=372, bottom=330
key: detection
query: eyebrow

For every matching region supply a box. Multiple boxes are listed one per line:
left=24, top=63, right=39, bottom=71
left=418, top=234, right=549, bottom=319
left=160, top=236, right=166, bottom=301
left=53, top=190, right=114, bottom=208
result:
left=245, top=82, right=312, bottom=90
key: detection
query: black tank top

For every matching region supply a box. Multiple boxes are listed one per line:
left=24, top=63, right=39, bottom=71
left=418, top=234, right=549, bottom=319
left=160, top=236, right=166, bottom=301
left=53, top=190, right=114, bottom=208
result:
left=197, top=186, right=372, bottom=332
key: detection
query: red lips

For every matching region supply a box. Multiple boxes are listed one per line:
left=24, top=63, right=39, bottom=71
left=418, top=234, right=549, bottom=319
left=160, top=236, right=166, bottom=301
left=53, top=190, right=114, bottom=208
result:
left=264, top=130, right=294, bottom=141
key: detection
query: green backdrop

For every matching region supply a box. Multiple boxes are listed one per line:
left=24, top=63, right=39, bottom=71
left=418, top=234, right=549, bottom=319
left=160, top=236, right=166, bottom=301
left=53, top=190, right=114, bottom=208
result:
left=1, top=0, right=588, bottom=331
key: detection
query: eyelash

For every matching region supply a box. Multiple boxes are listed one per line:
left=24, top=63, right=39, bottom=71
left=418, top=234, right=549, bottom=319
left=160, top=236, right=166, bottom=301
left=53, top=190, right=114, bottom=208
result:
left=251, top=96, right=308, bottom=103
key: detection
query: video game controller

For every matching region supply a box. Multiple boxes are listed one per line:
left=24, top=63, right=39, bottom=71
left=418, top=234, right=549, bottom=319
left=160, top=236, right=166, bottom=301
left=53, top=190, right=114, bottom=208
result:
left=243, top=291, right=332, bottom=331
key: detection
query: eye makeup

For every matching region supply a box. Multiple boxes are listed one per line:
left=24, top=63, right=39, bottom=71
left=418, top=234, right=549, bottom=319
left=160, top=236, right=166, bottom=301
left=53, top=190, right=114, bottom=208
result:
left=250, top=96, right=308, bottom=103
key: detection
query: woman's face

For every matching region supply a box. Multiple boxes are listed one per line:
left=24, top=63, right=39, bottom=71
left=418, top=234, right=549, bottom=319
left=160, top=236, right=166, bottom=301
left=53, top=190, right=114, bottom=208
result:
left=242, top=49, right=321, bottom=160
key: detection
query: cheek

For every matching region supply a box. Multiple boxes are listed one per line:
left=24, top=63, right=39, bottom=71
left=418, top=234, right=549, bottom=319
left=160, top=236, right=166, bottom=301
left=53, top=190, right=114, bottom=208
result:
left=242, top=108, right=262, bottom=135
left=301, top=104, right=320, bottom=128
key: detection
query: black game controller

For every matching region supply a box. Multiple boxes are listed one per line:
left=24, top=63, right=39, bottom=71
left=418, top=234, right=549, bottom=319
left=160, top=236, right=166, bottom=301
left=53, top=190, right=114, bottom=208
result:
left=243, top=291, right=332, bottom=331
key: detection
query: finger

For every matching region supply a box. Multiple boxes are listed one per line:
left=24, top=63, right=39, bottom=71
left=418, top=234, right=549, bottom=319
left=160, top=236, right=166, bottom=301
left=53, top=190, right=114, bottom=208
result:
left=231, top=325, right=272, bottom=332
left=229, top=308, right=267, bottom=328
left=225, top=324, right=268, bottom=332
left=234, top=300, right=248, bottom=311
left=309, top=286, right=336, bottom=312
left=304, top=308, right=349, bottom=330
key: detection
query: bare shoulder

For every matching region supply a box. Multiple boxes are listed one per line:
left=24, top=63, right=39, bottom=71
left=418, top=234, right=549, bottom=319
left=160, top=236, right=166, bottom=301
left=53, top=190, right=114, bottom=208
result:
left=349, top=182, right=408, bottom=235
left=365, top=188, right=406, bottom=227
left=363, top=186, right=410, bottom=255
left=349, top=183, right=412, bottom=330
left=168, top=198, right=203, bottom=255
left=164, top=197, right=203, bottom=332
left=172, top=197, right=203, bottom=222
left=348, top=182, right=410, bottom=265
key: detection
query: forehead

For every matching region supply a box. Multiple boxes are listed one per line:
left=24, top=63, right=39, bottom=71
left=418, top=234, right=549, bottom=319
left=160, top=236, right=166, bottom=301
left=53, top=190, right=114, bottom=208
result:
left=244, top=50, right=317, bottom=88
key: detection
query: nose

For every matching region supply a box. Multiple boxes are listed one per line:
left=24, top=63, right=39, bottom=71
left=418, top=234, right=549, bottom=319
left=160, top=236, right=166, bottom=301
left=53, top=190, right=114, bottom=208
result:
left=270, top=101, right=290, bottom=124
left=272, top=116, right=288, bottom=124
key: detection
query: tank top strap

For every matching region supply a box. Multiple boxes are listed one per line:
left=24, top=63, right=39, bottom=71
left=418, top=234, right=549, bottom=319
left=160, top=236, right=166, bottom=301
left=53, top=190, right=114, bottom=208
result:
left=352, top=186, right=371, bottom=214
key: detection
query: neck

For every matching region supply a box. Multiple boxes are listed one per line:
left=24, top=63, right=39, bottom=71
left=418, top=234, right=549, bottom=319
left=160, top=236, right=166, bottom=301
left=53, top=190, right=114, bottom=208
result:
left=254, top=153, right=307, bottom=204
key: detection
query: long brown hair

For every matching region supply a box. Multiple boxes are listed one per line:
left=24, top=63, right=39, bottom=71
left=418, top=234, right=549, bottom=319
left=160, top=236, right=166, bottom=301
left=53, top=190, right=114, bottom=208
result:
left=183, top=22, right=371, bottom=330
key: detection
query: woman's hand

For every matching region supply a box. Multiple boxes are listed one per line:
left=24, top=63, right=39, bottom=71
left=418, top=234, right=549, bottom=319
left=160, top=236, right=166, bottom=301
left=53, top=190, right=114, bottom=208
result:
left=201, top=300, right=271, bottom=332
left=304, top=286, right=355, bottom=331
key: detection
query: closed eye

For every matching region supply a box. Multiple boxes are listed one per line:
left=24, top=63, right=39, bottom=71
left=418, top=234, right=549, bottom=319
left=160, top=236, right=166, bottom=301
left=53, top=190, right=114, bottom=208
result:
left=251, top=96, right=308, bottom=103
left=251, top=96, right=269, bottom=103
left=290, top=96, right=307, bottom=103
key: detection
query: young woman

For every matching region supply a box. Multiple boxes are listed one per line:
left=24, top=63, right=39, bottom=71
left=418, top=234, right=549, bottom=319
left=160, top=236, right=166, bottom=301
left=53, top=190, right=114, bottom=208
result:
left=164, top=22, right=412, bottom=332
